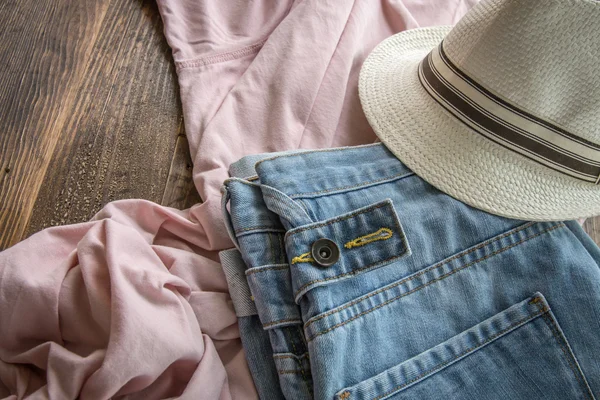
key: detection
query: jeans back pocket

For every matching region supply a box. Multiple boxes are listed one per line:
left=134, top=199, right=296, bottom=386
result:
left=335, top=293, right=595, bottom=400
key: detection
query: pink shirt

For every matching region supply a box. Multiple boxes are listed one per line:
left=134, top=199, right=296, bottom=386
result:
left=0, top=1, right=476, bottom=398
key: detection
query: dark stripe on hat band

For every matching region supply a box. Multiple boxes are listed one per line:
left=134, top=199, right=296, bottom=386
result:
left=437, top=45, right=600, bottom=152
left=435, top=48, right=600, bottom=165
left=418, top=43, right=600, bottom=184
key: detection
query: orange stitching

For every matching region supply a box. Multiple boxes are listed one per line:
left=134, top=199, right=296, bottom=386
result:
left=369, top=308, right=548, bottom=400
left=295, top=251, right=407, bottom=300
left=339, top=391, right=351, bottom=399
left=246, top=264, right=289, bottom=276
left=539, top=311, right=595, bottom=398
left=308, top=224, right=563, bottom=341
left=304, top=221, right=542, bottom=328
left=345, top=228, right=393, bottom=249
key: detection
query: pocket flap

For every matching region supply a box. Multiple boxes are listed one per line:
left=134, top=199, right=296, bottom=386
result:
left=285, top=200, right=410, bottom=302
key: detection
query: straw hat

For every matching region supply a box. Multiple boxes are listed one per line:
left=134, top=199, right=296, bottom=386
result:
left=359, top=0, right=600, bottom=221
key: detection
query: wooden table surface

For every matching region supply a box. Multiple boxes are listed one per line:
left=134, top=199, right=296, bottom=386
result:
left=0, top=0, right=598, bottom=250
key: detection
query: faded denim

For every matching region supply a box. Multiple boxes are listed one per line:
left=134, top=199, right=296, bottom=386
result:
left=222, top=143, right=600, bottom=400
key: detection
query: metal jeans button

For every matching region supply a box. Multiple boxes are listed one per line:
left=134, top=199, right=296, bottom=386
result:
left=311, top=238, right=340, bottom=267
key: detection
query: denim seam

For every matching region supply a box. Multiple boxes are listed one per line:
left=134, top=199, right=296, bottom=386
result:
left=254, top=143, right=383, bottom=171
left=273, top=353, right=310, bottom=360
left=263, top=318, right=303, bottom=328
left=235, top=226, right=286, bottom=233
left=356, top=307, right=548, bottom=400
left=224, top=177, right=261, bottom=188
left=295, top=251, right=409, bottom=301
left=308, top=223, right=562, bottom=341
left=286, top=201, right=392, bottom=238
left=293, top=209, right=408, bottom=300
left=285, top=327, right=312, bottom=395
left=278, top=370, right=306, bottom=375
left=305, top=221, right=539, bottom=329
left=246, top=264, right=289, bottom=276
left=175, top=39, right=267, bottom=70
left=296, top=198, right=313, bottom=218
left=278, top=233, right=286, bottom=264
left=268, top=232, right=276, bottom=267
left=536, top=305, right=595, bottom=399
left=289, top=172, right=415, bottom=199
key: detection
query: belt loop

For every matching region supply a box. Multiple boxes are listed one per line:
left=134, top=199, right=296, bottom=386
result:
left=221, top=183, right=241, bottom=250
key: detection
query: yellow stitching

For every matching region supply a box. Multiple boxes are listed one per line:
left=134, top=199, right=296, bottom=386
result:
left=307, top=223, right=563, bottom=341
left=287, top=202, right=391, bottom=238
left=294, top=230, right=408, bottom=299
left=370, top=308, right=548, bottom=400
left=291, top=252, right=315, bottom=264
left=302, top=222, right=541, bottom=327
left=339, top=391, right=350, bottom=399
left=345, top=228, right=393, bottom=249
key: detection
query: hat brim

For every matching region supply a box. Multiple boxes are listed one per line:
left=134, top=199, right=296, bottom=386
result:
left=359, top=26, right=600, bottom=221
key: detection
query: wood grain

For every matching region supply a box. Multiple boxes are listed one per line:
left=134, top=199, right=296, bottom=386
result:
left=0, top=0, right=598, bottom=251
left=161, top=125, right=203, bottom=210
left=27, top=0, right=186, bottom=233
left=0, top=0, right=110, bottom=248
left=0, top=0, right=198, bottom=250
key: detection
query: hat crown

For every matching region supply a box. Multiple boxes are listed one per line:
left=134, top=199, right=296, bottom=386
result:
left=443, top=0, right=600, bottom=145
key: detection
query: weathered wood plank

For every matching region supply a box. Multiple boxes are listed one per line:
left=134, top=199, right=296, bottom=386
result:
left=161, top=123, right=203, bottom=210
left=25, top=0, right=187, bottom=237
left=0, top=0, right=597, bottom=251
left=0, top=0, right=110, bottom=249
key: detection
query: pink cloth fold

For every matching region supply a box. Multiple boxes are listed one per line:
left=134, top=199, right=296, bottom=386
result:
left=0, top=1, right=476, bottom=398
left=1, top=201, right=252, bottom=399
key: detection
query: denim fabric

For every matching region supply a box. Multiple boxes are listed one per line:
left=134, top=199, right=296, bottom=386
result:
left=220, top=149, right=309, bottom=400
left=222, top=143, right=600, bottom=400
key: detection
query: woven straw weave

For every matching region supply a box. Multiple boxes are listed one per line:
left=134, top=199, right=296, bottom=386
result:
left=359, top=0, right=600, bottom=220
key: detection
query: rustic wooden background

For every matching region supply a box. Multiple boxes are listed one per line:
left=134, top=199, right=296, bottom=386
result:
left=0, top=0, right=200, bottom=250
left=0, top=0, right=598, bottom=250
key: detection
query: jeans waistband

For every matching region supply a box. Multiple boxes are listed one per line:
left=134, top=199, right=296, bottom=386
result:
left=254, top=143, right=413, bottom=199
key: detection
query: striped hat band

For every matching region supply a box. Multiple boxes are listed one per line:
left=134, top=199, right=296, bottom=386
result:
left=418, top=42, right=600, bottom=185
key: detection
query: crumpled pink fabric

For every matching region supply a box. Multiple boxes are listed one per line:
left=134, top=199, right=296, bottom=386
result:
left=0, top=1, right=476, bottom=398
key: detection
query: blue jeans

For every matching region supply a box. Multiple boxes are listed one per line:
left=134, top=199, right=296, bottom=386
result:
left=221, top=143, right=600, bottom=400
